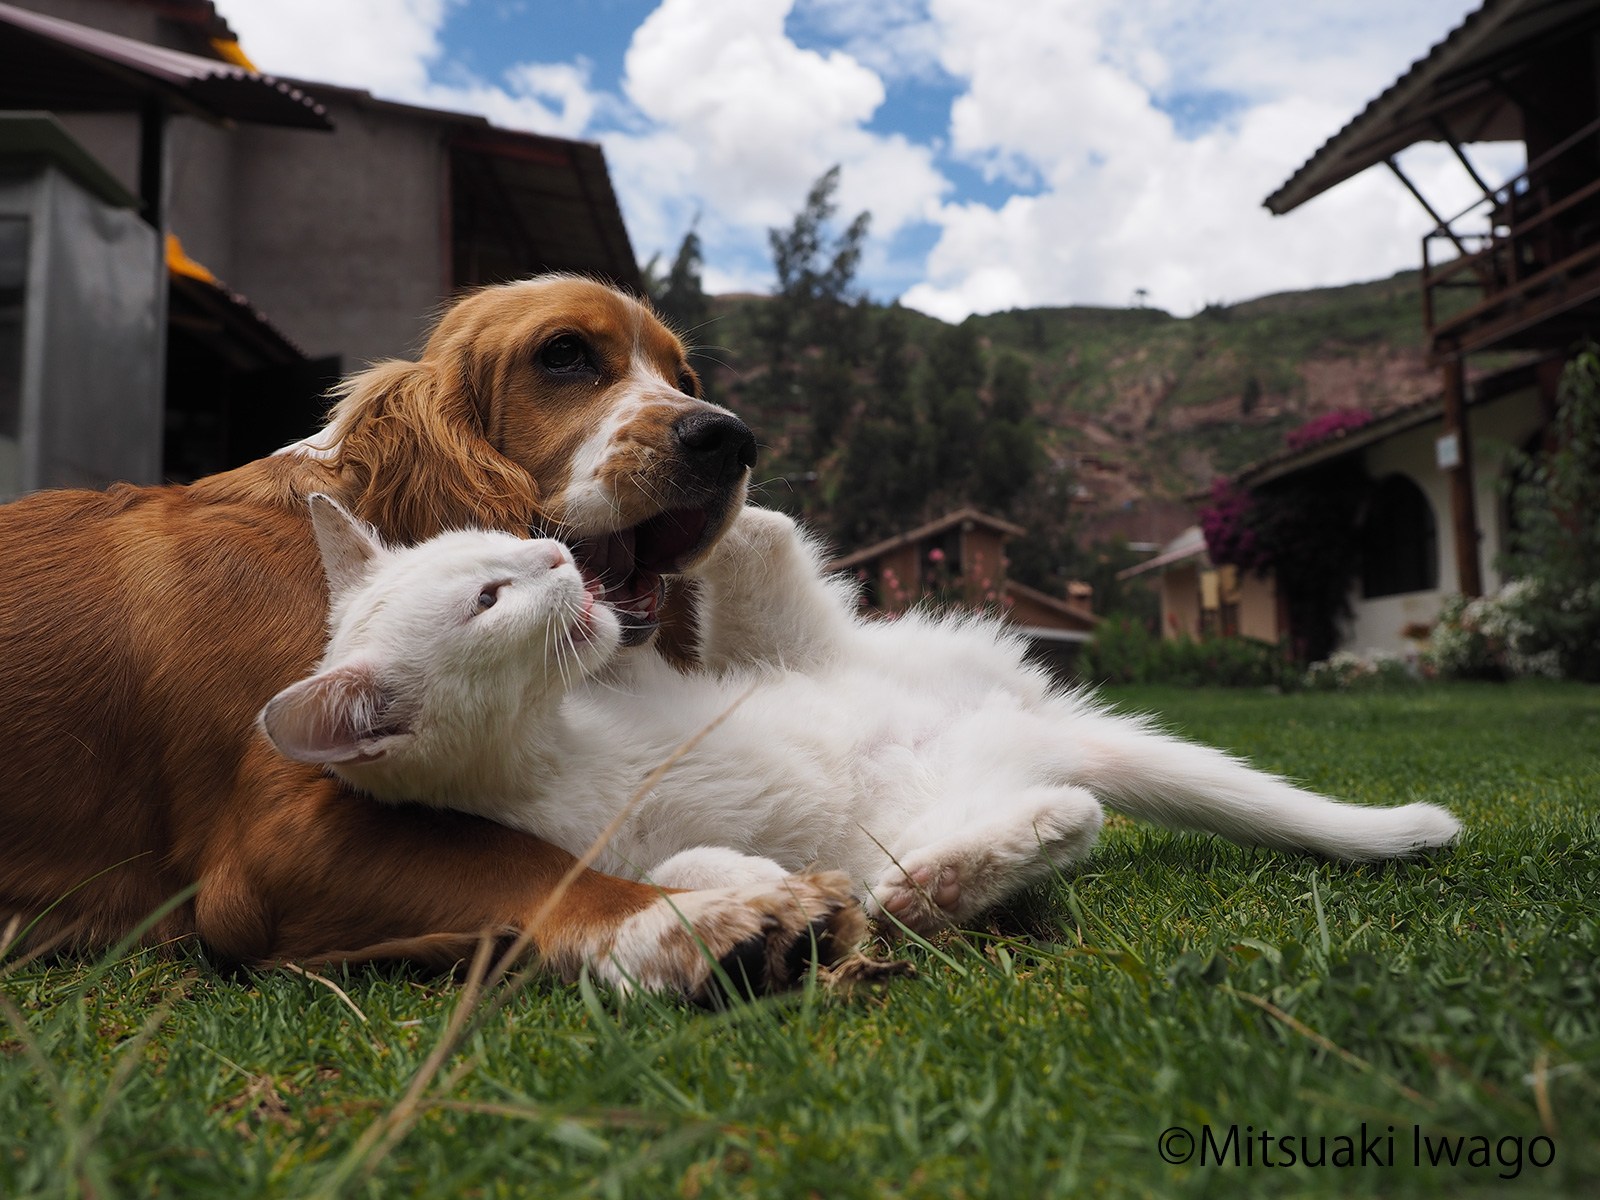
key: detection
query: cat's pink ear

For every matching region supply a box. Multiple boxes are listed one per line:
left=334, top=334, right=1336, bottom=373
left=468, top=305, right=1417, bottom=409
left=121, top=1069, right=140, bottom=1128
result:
left=259, top=663, right=410, bottom=764
left=307, top=493, right=384, bottom=597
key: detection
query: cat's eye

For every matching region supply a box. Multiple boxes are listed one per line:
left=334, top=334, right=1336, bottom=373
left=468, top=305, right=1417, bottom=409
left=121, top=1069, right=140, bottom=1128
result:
left=476, top=583, right=505, bottom=612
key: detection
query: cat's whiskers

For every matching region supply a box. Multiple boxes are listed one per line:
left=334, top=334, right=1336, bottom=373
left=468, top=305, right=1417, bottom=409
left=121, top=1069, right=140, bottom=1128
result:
left=541, top=611, right=568, bottom=696
left=551, top=616, right=575, bottom=695
left=546, top=592, right=591, bottom=696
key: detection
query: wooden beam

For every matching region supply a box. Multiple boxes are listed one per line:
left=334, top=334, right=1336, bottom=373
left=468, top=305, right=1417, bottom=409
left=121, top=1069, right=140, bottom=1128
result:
left=1433, top=117, right=1497, bottom=208
left=1388, top=157, right=1472, bottom=259
left=1440, top=357, right=1482, bottom=597
left=137, top=95, right=166, bottom=232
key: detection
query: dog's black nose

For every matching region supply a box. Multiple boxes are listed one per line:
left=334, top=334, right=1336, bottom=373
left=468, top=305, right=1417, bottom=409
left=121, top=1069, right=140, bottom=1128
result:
left=673, top=411, right=758, bottom=479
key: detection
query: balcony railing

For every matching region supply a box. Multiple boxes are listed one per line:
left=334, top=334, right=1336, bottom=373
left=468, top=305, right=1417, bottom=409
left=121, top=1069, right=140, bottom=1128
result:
left=1422, top=113, right=1600, bottom=358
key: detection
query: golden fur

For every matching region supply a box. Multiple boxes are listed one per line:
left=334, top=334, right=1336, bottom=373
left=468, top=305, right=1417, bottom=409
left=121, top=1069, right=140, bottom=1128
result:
left=0, top=276, right=860, bottom=992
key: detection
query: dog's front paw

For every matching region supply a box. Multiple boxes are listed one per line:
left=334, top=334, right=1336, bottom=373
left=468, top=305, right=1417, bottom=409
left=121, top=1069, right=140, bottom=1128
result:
left=592, top=871, right=869, bottom=1002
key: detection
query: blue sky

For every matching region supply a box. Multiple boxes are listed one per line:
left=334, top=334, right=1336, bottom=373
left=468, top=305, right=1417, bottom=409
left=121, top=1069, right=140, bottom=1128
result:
left=222, top=0, right=1513, bottom=321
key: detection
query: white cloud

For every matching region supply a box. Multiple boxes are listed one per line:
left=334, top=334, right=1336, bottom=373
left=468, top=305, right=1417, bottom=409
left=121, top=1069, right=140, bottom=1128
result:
left=900, top=0, right=1503, bottom=318
left=619, top=0, right=944, bottom=228
left=608, top=0, right=948, bottom=283
left=789, top=0, right=947, bottom=85
left=220, top=0, right=455, bottom=95
left=216, top=0, right=1508, bottom=319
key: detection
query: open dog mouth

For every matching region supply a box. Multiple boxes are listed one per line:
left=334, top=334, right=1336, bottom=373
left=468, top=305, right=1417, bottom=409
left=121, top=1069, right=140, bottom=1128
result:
left=567, top=507, right=712, bottom=645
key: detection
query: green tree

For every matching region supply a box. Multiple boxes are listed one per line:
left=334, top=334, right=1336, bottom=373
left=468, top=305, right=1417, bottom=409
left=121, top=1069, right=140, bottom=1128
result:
left=645, top=227, right=717, bottom=396
left=761, top=167, right=871, bottom=460
left=972, top=353, right=1045, bottom=515
left=652, top=227, right=710, bottom=340
left=1501, top=345, right=1600, bottom=680
left=831, top=308, right=931, bottom=545
left=920, top=323, right=985, bottom=496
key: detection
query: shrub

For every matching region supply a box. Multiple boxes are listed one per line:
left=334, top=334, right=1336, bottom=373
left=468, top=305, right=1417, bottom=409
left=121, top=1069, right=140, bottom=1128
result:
left=1303, top=649, right=1419, bottom=691
left=1079, top=616, right=1291, bottom=688
left=1284, top=408, right=1374, bottom=452
left=1197, top=462, right=1368, bottom=663
left=1422, top=584, right=1563, bottom=681
left=1498, top=345, right=1600, bottom=681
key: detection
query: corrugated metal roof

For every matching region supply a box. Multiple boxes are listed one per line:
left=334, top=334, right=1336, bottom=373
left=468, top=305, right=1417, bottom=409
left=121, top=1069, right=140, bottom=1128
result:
left=1264, top=0, right=1599, bottom=214
left=450, top=126, right=642, bottom=294
left=0, top=1, right=331, bottom=130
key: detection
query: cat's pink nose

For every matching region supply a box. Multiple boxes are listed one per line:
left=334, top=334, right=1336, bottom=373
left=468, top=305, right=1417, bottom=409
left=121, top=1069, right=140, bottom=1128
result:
left=529, top=540, right=570, bottom=570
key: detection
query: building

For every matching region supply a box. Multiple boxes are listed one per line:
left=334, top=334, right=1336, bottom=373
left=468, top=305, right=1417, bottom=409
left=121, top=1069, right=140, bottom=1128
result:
left=828, top=507, right=1098, bottom=659
left=1228, top=364, right=1544, bottom=657
left=1116, top=525, right=1282, bottom=645
left=1200, top=0, right=1594, bottom=658
left=1264, top=0, right=1590, bottom=601
left=1, top=0, right=639, bottom=497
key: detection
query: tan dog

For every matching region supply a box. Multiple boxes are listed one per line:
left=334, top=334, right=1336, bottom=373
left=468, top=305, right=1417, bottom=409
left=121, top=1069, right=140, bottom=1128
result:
left=0, top=276, right=862, bottom=999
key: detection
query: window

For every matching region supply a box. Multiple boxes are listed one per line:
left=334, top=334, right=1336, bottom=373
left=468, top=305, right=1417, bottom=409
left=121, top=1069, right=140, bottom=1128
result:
left=1361, top=474, right=1438, bottom=598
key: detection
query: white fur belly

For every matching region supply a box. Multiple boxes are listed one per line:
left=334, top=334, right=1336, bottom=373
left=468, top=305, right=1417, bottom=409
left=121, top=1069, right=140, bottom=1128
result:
left=554, top=673, right=945, bottom=888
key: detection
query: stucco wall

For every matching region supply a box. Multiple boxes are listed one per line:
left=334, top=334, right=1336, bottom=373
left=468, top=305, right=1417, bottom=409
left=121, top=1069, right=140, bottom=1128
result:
left=1339, top=385, right=1546, bottom=656
left=228, top=98, right=448, bottom=366
left=1161, top=565, right=1202, bottom=639
left=1237, top=571, right=1279, bottom=642
left=53, top=101, right=446, bottom=370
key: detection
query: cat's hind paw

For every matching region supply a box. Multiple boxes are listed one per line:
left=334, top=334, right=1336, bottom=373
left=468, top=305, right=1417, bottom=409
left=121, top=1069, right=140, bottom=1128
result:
left=869, top=863, right=965, bottom=936
left=867, top=789, right=1105, bottom=934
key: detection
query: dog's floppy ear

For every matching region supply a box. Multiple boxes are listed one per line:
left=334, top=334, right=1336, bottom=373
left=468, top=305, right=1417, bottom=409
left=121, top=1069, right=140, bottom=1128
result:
left=260, top=663, right=411, bottom=765
left=306, top=493, right=383, bottom=598
left=325, top=359, right=540, bottom=542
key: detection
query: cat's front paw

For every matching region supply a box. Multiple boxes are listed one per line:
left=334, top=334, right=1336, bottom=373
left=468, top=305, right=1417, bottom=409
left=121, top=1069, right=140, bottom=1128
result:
left=592, top=871, right=871, bottom=1002
left=692, top=505, right=803, bottom=579
left=647, top=846, right=790, bottom=890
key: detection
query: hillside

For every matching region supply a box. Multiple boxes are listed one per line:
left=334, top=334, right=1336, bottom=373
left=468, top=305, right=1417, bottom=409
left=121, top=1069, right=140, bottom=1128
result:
left=695, top=270, right=1438, bottom=546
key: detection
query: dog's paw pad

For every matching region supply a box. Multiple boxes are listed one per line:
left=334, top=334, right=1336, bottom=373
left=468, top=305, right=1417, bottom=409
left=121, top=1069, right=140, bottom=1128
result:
left=597, top=871, right=872, bottom=1003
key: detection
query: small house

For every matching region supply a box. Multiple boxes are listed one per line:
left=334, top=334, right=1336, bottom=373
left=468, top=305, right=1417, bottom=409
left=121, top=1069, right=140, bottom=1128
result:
left=828, top=507, right=1097, bottom=655
left=1116, top=526, right=1282, bottom=645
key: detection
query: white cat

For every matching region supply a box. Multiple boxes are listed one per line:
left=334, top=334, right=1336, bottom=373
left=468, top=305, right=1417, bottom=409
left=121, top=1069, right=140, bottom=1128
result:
left=262, top=496, right=1462, bottom=934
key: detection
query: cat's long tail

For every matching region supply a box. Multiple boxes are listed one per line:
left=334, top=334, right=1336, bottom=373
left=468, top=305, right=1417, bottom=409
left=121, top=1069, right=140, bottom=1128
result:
left=1059, top=701, right=1461, bottom=861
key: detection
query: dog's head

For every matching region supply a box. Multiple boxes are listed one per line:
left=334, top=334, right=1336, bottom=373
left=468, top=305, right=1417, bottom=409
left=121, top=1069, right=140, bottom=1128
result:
left=309, top=275, right=755, bottom=646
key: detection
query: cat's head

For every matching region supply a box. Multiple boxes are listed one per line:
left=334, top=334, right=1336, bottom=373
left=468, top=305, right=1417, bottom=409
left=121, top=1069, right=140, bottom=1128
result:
left=260, top=494, right=622, bottom=793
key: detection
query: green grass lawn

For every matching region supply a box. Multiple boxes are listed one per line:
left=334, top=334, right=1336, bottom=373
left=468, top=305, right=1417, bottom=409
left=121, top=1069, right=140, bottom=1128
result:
left=4, top=682, right=1598, bottom=1198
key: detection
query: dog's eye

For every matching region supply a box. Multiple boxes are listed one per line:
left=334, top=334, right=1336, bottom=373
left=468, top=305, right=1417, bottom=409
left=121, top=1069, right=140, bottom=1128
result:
left=539, top=335, right=591, bottom=375
left=677, top=368, right=701, bottom=398
left=476, top=583, right=504, bottom=612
